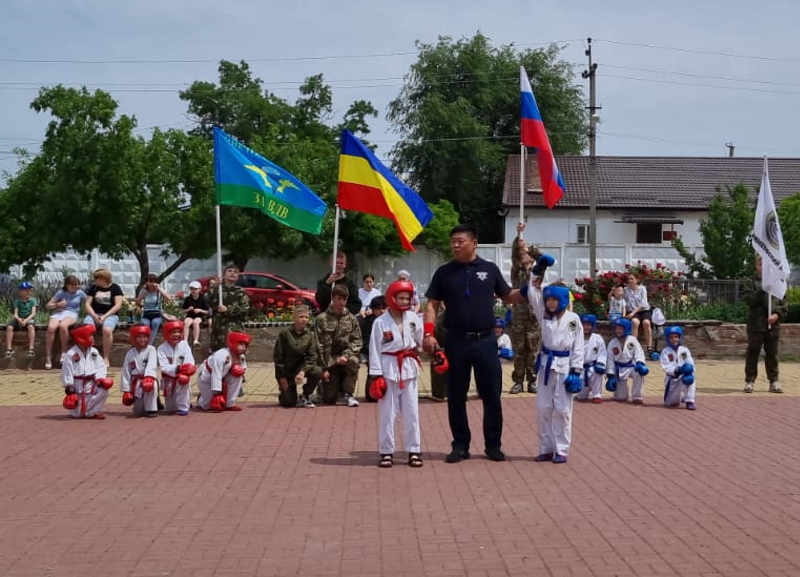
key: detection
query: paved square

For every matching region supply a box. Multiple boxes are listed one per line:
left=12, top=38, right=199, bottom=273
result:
left=0, top=361, right=799, bottom=576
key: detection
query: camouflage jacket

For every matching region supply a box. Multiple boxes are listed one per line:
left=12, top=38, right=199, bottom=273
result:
left=274, top=326, right=320, bottom=380
left=207, top=283, right=251, bottom=329
left=743, top=277, right=788, bottom=331
left=510, top=237, right=534, bottom=320
left=314, top=307, right=363, bottom=368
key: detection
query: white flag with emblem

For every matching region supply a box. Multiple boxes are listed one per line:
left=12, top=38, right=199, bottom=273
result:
left=752, top=157, right=789, bottom=299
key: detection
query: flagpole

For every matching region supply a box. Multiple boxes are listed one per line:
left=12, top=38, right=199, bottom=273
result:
left=215, top=204, right=223, bottom=304
left=519, top=144, right=525, bottom=237
left=331, top=205, right=341, bottom=276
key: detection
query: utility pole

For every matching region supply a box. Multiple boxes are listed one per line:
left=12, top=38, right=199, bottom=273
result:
left=725, top=142, right=735, bottom=157
left=582, top=38, right=601, bottom=280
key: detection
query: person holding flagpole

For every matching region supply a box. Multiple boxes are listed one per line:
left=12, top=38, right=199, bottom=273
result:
left=747, top=157, right=790, bottom=394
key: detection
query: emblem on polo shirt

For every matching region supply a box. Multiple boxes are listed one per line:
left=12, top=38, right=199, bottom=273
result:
left=476, top=272, right=488, bottom=281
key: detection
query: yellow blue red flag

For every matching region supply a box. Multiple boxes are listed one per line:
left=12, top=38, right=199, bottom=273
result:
left=337, top=130, right=433, bottom=251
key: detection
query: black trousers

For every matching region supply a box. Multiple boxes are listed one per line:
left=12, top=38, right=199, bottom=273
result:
left=745, top=329, right=780, bottom=383
left=444, top=331, right=503, bottom=452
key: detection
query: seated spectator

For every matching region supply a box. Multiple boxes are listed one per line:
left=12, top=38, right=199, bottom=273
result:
left=182, top=280, right=210, bottom=349
left=83, top=268, right=124, bottom=367
left=135, top=273, right=172, bottom=346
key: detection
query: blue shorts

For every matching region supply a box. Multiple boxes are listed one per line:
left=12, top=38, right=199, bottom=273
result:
left=84, top=315, right=120, bottom=331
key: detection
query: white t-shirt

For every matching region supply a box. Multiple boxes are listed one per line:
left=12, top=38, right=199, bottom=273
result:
left=358, top=288, right=382, bottom=312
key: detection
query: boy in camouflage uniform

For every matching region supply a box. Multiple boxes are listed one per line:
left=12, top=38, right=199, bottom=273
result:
left=274, top=305, right=321, bottom=408
left=207, top=265, right=252, bottom=352
left=314, top=285, right=362, bottom=406
left=509, top=229, right=541, bottom=394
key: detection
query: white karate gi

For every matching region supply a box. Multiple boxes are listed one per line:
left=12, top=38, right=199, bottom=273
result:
left=197, top=348, right=246, bottom=410
left=121, top=345, right=159, bottom=415
left=577, top=333, right=608, bottom=401
left=157, top=340, right=195, bottom=413
left=606, top=336, right=646, bottom=402
left=369, top=310, right=423, bottom=455
left=660, top=345, right=697, bottom=407
left=528, top=283, right=584, bottom=457
left=61, top=345, right=109, bottom=418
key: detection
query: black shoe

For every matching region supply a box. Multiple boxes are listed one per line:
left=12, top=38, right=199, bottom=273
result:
left=484, top=447, right=506, bottom=462
left=527, top=383, right=537, bottom=394
left=145, top=411, right=158, bottom=418
left=445, top=449, right=471, bottom=463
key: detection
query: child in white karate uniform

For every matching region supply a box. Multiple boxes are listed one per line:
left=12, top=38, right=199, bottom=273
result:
left=660, top=326, right=697, bottom=410
left=157, top=320, right=197, bottom=416
left=60, top=324, right=114, bottom=419
left=197, top=331, right=250, bottom=412
left=369, top=281, right=424, bottom=468
left=527, top=274, right=584, bottom=464
left=605, top=317, right=649, bottom=404
left=121, top=325, right=159, bottom=417
left=577, top=314, right=607, bottom=403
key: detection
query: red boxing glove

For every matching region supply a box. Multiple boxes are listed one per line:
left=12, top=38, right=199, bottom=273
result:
left=176, top=373, right=190, bottom=386
left=141, top=376, right=156, bottom=392
left=122, top=392, right=135, bottom=406
left=433, top=347, right=449, bottom=375
left=179, top=363, right=197, bottom=376
left=369, top=376, right=387, bottom=400
left=96, top=377, right=114, bottom=390
left=209, top=393, right=227, bottom=412
left=62, top=393, right=79, bottom=410
left=229, top=364, right=246, bottom=378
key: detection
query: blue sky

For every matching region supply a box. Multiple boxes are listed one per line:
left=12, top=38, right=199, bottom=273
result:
left=2, top=0, right=800, bottom=181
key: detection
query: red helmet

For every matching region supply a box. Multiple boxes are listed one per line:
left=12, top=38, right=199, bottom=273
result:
left=227, top=331, right=251, bottom=354
left=163, top=320, right=184, bottom=346
left=129, top=324, right=151, bottom=345
left=385, top=280, right=415, bottom=312
left=70, top=324, right=96, bottom=348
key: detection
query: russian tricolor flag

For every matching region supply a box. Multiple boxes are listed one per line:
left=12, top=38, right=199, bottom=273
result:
left=520, top=66, right=565, bottom=209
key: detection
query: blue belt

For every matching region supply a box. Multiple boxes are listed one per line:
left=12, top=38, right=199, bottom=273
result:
left=583, top=361, right=594, bottom=388
left=535, top=345, right=570, bottom=387
left=615, top=360, right=634, bottom=380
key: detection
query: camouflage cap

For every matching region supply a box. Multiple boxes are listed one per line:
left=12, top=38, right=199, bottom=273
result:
left=293, top=304, right=310, bottom=315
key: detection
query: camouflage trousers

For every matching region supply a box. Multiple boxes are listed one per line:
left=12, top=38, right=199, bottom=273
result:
left=321, top=361, right=359, bottom=404
left=510, top=317, right=540, bottom=384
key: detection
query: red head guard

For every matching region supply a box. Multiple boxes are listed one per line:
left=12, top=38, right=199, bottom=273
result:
left=70, top=324, right=96, bottom=348
left=163, top=320, right=184, bottom=346
left=385, top=280, right=415, bottom=312
left=227, top=331, right=251, bottom=354
left=129, top=324, right=151, bottom=345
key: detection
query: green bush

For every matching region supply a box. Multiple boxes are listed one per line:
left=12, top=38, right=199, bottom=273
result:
left=784, top=287, right=800, bottom=323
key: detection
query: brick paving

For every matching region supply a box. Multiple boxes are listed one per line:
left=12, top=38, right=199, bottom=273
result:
left=1, top=361, right=799, bottom=576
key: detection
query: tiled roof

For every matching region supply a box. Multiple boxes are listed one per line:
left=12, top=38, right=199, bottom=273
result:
left=502, top=155, right=800, bottom=209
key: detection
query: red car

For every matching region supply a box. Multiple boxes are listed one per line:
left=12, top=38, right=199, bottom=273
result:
left=190, top=272, right=319, bottom=314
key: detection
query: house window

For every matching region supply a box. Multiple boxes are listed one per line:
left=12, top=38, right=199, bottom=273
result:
left=636, top=223, right=663, bottom=244
left=576, top=223, right=589, bottom=244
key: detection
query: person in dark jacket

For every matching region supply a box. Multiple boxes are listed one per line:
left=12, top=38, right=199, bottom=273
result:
left=315, top=251, right=361, bottom=315
left=274, top=304, right=321, bottom=408
left=743, top=256, right=788, bottom=393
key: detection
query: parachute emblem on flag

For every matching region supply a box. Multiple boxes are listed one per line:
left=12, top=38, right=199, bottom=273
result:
left=764, top=211, right=782, bottom=250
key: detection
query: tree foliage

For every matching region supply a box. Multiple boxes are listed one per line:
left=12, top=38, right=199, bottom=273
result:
left=388, top=33, right=587, bottom=242
left=777, top=192, right=800, bottom=266
left=672, top=183, right=756, bottom=279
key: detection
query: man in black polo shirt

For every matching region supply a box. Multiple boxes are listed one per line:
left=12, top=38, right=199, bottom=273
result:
left=423, top=223, right=526, bottom=463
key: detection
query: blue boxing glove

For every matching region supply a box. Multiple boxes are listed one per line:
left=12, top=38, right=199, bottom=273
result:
left=649, top=349, right=661, bottom=361
left=519, top=283, right=529, bottom=298
left=681, top=373, right=695, bottom=386
left=605, top=375, right=618, bottom=392
left=564, top=370, right=582, bottom=394
left=498, top=348, right=515, bottom=360
left=531, top=254, right=555, bottom=277
left=680, top=362, right=694, bottom=376
left=634, top=361, right=650, bottom=376
left=593, top=362, right=606, bottom=375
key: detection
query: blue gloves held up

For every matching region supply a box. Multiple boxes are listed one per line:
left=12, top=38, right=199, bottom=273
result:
left=531, top=254, right=555, bottom=277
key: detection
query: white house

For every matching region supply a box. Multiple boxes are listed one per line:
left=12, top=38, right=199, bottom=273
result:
left=500, top=154, right=800, bottom=283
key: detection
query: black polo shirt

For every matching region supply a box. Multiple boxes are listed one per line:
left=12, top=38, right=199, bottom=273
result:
left=426, top=256, right=511, bottom=333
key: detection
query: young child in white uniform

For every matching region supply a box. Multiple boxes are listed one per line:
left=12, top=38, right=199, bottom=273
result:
left=605, top=317, right=649, bottom=404
left=121, top=325, right=159, bottom=418
left=527, top=270, right=584, bottom=464
left=157, top=320, right=197, bottom=416
left=60, top=324, right=114, bottom=419
left=577, top=314, right=607, bottom=403
left=495, top=318, right=514, bottom=359
left=197, top=331, right=250, bottom=411
left=370, top=281, right=424, bottom=468
left=660, top=326, right=697, bottom=410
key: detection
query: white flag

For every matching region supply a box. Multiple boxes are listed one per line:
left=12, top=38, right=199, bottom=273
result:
left=752, top=157, right=789, bottom=299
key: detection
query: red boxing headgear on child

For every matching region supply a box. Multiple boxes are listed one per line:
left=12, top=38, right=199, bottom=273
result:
left=227, top=331, right=251, bottom=354
left=70, top=324, right=96, bottom=348
left=129, top=324, right=151, bottom=345
left=163, top=320, right=184, bottom=346
left=385, top=280, right=415, bottom=312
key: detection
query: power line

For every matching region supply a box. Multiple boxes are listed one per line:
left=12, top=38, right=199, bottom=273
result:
left=594, top=38, right=800, bottom=64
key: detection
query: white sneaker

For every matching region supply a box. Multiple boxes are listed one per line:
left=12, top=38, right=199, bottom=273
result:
left=59, top=353, right=66, bottom=365
left=345, top=394, right=359, bottom=407
left=4, top=349, right=12, bottom=358
left=743, top=382, right=754, bottom=393
left=297, top=396, right=316, bottom=408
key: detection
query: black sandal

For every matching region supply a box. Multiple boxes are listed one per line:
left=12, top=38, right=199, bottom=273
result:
left=378, top=454, right=393, bottom=468
left=408, top=453, right=423, bottom=468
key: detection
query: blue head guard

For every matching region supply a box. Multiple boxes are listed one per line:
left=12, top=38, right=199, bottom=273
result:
left=663, top=326, right=683, bottom=348
left=610, top=317, right=632, bottom=337
left=542, top=285, right=570, bottom=313
left=579, top=314, right=597, bottom=331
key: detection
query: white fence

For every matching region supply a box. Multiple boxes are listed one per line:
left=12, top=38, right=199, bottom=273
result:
left=17, top=242, right=710, bottom=299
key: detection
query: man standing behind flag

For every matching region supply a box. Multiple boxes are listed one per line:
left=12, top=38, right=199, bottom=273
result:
left=746, top=158, right=790, bottom=393
left=520, top=66, right=565, bottom=209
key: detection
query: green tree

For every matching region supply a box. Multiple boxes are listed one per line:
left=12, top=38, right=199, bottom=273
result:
left=673, top=183, right=756, bottom=278
left=0, top=86, right=216, bottom=290
left=387, top=33, right=586, bottom=242
left=778, top=192, right=800, bottom=265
